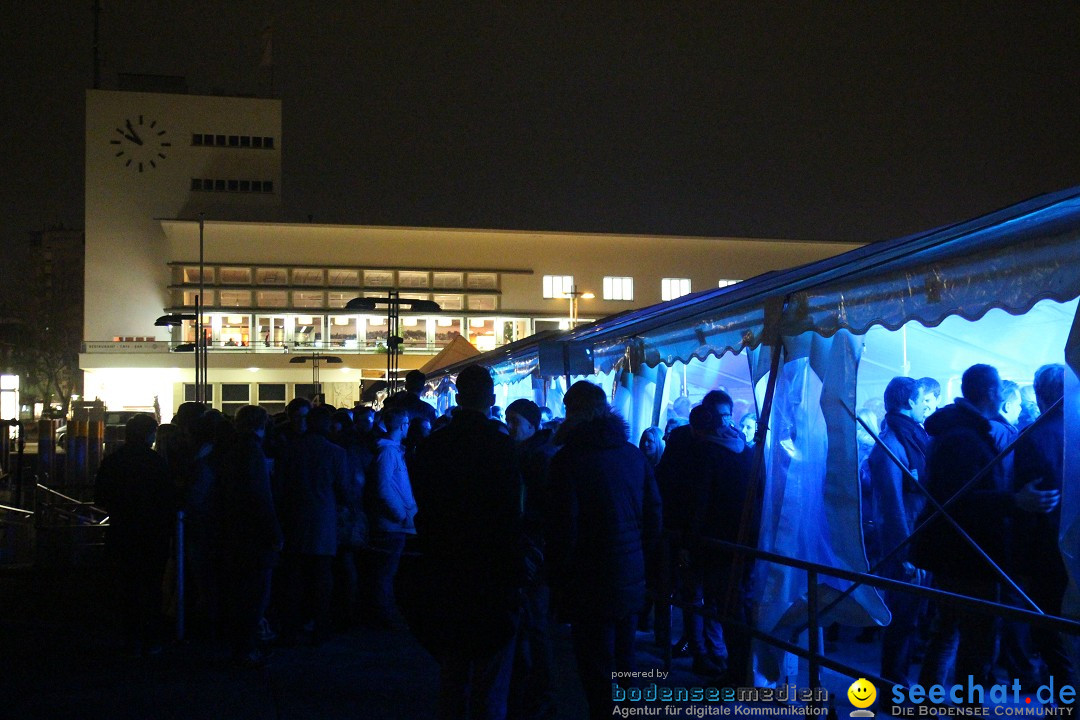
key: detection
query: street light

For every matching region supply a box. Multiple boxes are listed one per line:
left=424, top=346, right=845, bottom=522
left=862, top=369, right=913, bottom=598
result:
left=156, top=311, right=206, bottom=404
left=346, top=292, right=441, bottom=393
left=154, top=215, right=208, bottom=404
left=563, top=285, right=594, bottom=328
left=289, top=354, right=343, bottom=399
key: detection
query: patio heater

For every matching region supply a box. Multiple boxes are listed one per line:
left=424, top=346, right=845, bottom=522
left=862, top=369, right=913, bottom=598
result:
left=346, top=293, right=441, bottom=394
left=289, top=353, right=343, bottom=399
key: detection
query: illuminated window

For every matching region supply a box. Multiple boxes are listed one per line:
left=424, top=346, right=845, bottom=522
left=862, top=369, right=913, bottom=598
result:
left=328, top=269, right=359, bottom=287
left=398, top=271, right=430, bottom=288
left=219, top=267, right=252, bottom=284
left=603, top=276, right=634, bottom=301
left=256, top=268, right=287, bottom=285
left=183, top=266, right=214, bottom=284
left=292, top=291, right=325, bottom=308
left=467, top=273, right=498, bottom=290
left=292, top=269, right=324, bottom=286
left=661, top=278, right=691, bottom=301
left=364, top=270, right=394, bottom=287
left=327, top=291, right=351, bottom=308
left=543, top=275, right=574, bottom=299
left=468, top=295, right=497, bottom=311
left=256, top=290, right=288, bottom=308
left=183, top=290, right=214, bottom=306
left=218, top=290, right=251, bottom=307
left=718, top=279, right=740, bottom=288
left=433, top=272, right=464, bottom=289
left=433, top=294, right=464, bottom=310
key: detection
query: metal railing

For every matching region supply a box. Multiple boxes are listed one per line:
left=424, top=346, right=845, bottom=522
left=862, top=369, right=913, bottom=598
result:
left=658, top=532, right=1080, bottom=699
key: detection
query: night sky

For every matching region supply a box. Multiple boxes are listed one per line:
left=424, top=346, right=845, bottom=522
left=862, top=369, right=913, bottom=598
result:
left=3, top=1, right=1079, bottom=263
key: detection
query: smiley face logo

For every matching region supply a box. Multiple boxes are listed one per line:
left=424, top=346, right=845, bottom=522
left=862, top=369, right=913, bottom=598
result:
left=848, top=678, right=877, bottom=709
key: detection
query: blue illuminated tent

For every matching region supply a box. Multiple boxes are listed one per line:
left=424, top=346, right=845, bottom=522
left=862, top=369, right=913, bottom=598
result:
left=426, top=187, right=1080, bottom=681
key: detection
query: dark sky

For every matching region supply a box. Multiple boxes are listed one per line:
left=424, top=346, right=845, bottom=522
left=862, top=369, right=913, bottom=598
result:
left=3, top=1, right=1079, bottom=254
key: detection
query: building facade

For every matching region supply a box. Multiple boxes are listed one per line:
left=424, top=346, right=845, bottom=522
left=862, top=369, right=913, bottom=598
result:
left=83, top=89, right=859, bottom=418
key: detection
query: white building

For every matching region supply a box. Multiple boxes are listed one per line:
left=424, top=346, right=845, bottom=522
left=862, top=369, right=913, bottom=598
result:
left=82, top=88, right=859, bottom=419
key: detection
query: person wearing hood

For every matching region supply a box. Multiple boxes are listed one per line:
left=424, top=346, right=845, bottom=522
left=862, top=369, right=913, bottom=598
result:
left=683, top=399, right=757, bottom=684
left=366, top=405, right=417, bottom=627
left=545, top=381, right=662, bottom=720
left=915, top=364, right=1059, bottom=689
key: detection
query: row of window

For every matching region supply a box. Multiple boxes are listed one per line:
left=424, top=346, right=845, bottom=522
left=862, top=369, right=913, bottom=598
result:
left=177, top=266, right=499, bottom=291
left=543, top=276, right=740, bottom=301
left=177, top=289, right=497, bottom=312
left=191, top=134, right=275, bottom=149
left=190, top=178, right=274, bottom=193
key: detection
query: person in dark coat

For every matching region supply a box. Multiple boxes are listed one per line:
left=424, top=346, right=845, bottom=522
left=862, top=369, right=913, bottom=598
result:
left=684, top=401, right=757, bottom=684
left=383, top=369, right=438, bottom=425
left=1012, top=364, right=1073, bottom=686
left=505, top=398, right=558, bottom=720
left=545, top=381, right=662, bottom=720
left=95, top=413, right=178, bottom=656
left=915, top=364, right=1058, bottom=688
left=864, top=377, right=931, bottom=688
left=406, top=364, right=525, bottom=720
left=277, top=403, right=348, bottom=643
left=216, top=405, right=283, bottom=667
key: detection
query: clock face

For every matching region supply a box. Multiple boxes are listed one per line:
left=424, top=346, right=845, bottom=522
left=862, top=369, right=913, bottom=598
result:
left=109, top=115, right=171, bottom=172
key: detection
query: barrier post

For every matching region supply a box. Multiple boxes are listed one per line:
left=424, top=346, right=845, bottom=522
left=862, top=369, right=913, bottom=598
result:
left=175, top=510, right=185, bottom=642
left=807, top=569, right=821, bottom=699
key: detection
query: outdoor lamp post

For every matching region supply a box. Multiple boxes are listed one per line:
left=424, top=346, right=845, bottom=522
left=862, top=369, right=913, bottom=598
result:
left=155, top=312, right=205, bottom=403
left=346, top=293, right=441, bottom=394
left=289, top=353, right=343, bottom=399
left=564, top=285, right=594, bottom=328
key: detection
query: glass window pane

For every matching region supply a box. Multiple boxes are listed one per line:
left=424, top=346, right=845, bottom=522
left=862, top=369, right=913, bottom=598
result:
left=398, top=271, right=430, bottom=288
left=219, top=267, right=252, bottom=284
left=256, top=268, right=288, bottom=285
left=292, top=269, right=324, bottom=286
left=183, top=266, right=214, bottom=283
left=327, top=291, right=351, bottom=308
left=257, top=290, right=288, bottom=307
left=433, top=294, right=464, bottom=310
left=467, top=273, right=498, bottom=290
left=603, top=276, right=633, bottom=301
left=218, top=290, right=251, bottom=307
left=432, top=272, right=464, bottom=289
left=292, top=291, right=325, bottom=308
left=364, top=270, right=394, bottom=287
left=328, top=269, right=359, bottom=287
left=258, top=383, right=286, bottom=401
left=222, top=384, right=250, bottom=402
left=183, top=290, right=215, bottom=306
left=467, top=295, right=497, bottom=311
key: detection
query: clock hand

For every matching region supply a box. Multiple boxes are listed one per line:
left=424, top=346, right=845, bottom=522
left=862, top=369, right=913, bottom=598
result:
left=125, top=119, right=144, bottom=145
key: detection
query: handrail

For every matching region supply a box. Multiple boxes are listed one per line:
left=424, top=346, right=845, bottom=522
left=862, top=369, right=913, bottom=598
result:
left=35, top=483, right=107, bottom=514
left=0, top=503, right=33, bottom=516
left=662, top=531, right=1080, bottom=695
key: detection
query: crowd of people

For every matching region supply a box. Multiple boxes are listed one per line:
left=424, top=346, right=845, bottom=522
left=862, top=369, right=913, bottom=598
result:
left=861, top=363, right=1073, bottom=704
left=92, top=360, right=1075, bottom=719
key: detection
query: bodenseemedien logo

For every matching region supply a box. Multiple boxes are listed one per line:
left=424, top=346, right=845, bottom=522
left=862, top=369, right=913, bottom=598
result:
left=849, top=678, right=877, bottom=718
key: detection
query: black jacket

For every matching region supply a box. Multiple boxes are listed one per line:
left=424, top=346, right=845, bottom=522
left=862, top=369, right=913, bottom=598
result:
left=545, top=412, right=662, bottom=622
left=404, top=407, right=525, bottom=659
left=95, top=442, right=177, bottom=563
left=914, top=399, right=1014, bottom=579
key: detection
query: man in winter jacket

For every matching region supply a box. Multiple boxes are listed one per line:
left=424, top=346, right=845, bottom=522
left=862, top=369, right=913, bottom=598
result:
left=217, top=405, right=282, bottom=667
left=916, top=364, right=1058, bottom=688
left=95, top=413, right=178, bottom=656
left=277, top=404, right=348, bottom=644
left=407, top=364, right=525, bottom=720
left=546, top=381, right=662, bottom=720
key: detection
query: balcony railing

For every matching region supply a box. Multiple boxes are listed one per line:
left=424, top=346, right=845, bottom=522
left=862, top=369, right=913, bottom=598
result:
left=83, top=339, right=466, bottom=354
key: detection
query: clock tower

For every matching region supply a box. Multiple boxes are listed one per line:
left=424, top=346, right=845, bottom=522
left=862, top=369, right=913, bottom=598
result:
left=84, top=89, right=282, bottom=343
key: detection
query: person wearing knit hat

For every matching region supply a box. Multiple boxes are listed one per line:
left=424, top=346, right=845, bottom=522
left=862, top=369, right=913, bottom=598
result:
left=506, top=399, right=542, bottom=444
